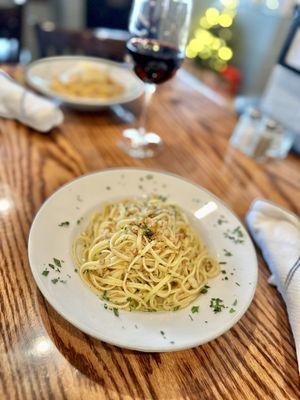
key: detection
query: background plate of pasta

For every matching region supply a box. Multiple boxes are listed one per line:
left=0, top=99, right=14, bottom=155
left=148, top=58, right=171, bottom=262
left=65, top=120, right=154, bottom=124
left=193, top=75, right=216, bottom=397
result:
left=28, top=168, right=258, bottom=352
left=25, top=56, right=144, bottom=110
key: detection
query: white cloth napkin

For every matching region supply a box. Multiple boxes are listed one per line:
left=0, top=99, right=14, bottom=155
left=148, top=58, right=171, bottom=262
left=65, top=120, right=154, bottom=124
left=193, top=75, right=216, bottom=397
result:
left=0, top=71, right=63, bottom=132
left=246, top=199, right=300, bottom=372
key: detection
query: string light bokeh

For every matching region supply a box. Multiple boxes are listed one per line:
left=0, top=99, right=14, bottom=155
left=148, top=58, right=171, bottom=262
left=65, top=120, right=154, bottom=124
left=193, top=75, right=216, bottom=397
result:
left=186, top=0, right=238, bottom=71
left=186, top=0, right=280, bottom=71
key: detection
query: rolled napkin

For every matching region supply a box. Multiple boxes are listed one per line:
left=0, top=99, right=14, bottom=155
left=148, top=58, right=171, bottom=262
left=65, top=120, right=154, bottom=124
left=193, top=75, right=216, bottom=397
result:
left=246, top=199, right=300, bottom=372
left=0, top=71, right=63, bottom=132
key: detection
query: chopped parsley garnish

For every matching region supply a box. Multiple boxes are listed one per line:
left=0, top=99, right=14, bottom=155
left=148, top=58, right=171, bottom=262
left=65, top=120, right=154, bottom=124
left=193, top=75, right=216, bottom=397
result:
left=221, top=270, right=226, bottom=274
left=48, top=263, right=55, bottom=270
left=173, top=305, right=180, bottom=311
left=223, top=226, right=244, bottom=244
left=77, top=218, right=83, bottom=225
left=219, top=261, right=227, bottom=265
left=104, top=304, right=108, bottom=309
left=223, top=249, right=232, bottom=257
left=144, top=228, right=154, bottom=239
left=224, top=276, right=228, bottom=280
left=138, top=222, right=154, bottom=239
left=51, top=277, right=66, bottom=284
left=229, top=308, right=236, bottom=313
left=113, top=308, right=119, bottom=317
left=157, top=195, right=167, bottom=202
left=235, top=282, right=240, bottom=286
left=160, top=330, right=165, bottom=336
left=210, top=298, right=225, bottom=313
left=200, top=285, right=210, bottom=294
left=189, top=314, right=194, bottom=321
left=233, top=299, right=238, bottom=306
left=191, top=306, right=199, bottom=313
left=102, top=290, right=109, bottom=301
left=58, top=221, right=70, bottom=227
left=74, top=268, right=78, bottom=273
left=42, top=269, right=49, bottom=276
left=217, top=216, right=228, bottom=225
left=53, top=258, right=62, bottom=268
left=233, top=226, right=244, bottom=238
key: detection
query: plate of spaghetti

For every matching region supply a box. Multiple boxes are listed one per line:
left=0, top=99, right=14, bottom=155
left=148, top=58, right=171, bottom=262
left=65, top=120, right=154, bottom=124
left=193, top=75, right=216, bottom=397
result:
left=25, top=56, right=144, bottom=110
left=28, top=168, right=257, bottom=351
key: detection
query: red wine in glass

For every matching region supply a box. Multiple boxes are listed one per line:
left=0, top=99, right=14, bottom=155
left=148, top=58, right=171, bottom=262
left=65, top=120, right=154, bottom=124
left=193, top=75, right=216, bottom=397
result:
left=119, top=0, right=192, bottom=158
left=127, top=38, right=184, bottom=84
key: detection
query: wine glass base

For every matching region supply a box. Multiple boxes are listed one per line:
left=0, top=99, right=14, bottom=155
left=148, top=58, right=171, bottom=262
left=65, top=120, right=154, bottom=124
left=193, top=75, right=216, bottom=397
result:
left=118, top=128, right=163, bottom=158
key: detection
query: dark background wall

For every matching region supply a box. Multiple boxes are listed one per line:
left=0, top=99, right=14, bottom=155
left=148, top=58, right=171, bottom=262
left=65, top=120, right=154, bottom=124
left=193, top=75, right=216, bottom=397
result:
left=86, top=0, right=132, bottom=29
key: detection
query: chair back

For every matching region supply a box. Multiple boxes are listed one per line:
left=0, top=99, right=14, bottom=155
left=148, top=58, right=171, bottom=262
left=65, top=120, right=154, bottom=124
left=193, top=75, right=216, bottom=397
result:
left=35, top=22, right=127, bottom=62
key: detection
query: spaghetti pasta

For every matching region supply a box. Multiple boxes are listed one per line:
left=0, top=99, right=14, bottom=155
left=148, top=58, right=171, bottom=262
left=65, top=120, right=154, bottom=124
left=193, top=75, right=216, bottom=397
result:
left=50, top=63, right=124, bottom=99
left=73, top=195, right=220, bottom=311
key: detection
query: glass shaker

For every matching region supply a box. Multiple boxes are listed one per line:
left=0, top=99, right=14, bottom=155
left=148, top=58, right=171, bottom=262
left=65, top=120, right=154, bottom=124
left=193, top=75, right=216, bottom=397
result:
left=253, top=118, right=294, bottom=162
left=230, top=107, right=262, bottom=156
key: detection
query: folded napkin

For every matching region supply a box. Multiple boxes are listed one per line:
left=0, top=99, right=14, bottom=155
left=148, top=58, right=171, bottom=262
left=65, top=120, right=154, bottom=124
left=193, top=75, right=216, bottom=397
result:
left=246, top=199, right=300, bottom=372
left=0, top=71, right=63, bottom=132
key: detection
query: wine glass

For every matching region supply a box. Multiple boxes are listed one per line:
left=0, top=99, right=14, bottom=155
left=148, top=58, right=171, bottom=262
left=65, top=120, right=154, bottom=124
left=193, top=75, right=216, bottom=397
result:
left=119, top=0, right=192, bottom=158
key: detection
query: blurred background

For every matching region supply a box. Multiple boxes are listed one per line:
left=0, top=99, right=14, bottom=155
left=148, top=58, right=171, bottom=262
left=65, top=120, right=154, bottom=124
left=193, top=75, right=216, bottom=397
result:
left=0, top=0, right=297, bottom=102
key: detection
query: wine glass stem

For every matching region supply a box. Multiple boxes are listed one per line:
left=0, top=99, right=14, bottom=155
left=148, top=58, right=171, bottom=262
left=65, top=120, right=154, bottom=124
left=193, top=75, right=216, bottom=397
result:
left=137, top=83, right=156, bottom=138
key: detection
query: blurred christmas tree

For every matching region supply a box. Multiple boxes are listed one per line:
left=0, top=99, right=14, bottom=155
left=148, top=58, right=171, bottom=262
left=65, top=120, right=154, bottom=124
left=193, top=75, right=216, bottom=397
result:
left=186, top=0, right=241, bottom=93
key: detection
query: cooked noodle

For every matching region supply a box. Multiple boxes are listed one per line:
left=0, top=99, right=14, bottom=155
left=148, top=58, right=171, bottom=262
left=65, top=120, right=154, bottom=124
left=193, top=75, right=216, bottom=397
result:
left=73, top=195, right=220, bottom=311
left=50, top=63, right=124, bottom=99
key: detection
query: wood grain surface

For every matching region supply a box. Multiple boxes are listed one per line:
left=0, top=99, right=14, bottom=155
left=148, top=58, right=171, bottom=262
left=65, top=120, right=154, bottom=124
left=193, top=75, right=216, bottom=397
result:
left=0, top=69, right=299, bottom=400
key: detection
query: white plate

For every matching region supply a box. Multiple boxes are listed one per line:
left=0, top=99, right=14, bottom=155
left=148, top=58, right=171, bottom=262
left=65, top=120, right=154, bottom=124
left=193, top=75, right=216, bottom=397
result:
left=28, top=168, right=257, bottom=352
left=25, top=56, right=144, bottom=110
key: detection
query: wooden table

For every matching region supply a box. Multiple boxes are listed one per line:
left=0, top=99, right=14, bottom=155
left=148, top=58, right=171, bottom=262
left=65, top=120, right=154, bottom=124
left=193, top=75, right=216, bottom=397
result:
left=0, top=69, right=299, bottom=400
